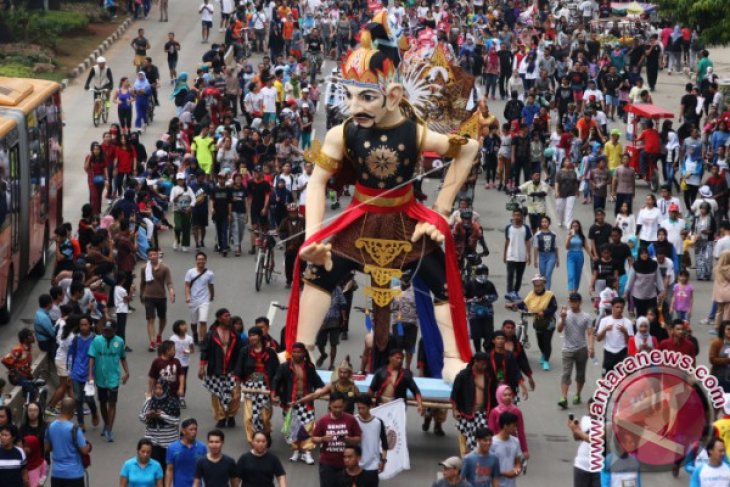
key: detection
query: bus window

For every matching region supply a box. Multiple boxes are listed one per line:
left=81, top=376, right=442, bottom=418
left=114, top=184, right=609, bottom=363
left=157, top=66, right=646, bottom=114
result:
left=27, top=111, right=41, bottom=197
left=0, top=147, right=7, bottom=230
left=37, top=115, right=49, bottom=218
left=0, top=133, right=20, bottom=253
left=46, top=93, right=63, bottom=175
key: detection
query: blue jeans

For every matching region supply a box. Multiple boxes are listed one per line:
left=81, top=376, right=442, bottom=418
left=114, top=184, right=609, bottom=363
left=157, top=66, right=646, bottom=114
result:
left=539, top=251, right=557, bottom=289
left=214, top=218, right=230, bottom=252
left=72, top=379, right=97, bottom=426
left=567, top=250, right=584, bottom=291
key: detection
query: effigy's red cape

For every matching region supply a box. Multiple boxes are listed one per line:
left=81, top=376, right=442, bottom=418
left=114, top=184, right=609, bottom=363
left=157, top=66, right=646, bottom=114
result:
left=285, top=183, right=473, bottom=364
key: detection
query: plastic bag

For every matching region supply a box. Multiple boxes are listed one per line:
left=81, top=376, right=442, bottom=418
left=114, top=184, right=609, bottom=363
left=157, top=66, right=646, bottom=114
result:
left=281, top=408, right=293, bottom=437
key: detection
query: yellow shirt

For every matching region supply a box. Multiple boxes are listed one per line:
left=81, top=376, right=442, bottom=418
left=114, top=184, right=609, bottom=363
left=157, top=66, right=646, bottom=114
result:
left=604, top=141, right=623, bottom=171
left=274, top=79, right=285, bottom=103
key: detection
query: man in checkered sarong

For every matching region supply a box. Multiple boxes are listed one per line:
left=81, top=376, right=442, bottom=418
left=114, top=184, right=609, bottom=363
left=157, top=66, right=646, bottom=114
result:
left=199, top=308, right=243, bottom=428
left=271, top=342, right=324, bottom=465
left=451, top=352, right=496, bottom=456
left=233, top=326, right=279, bottom=446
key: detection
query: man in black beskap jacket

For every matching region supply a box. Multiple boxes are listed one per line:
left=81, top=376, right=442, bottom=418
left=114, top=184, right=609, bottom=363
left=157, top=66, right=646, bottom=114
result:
left=234, top=326, right=279, bottom=446
left=367, top=349, right=423, bottom=413
left=271, top=343, right=324, bottom=465
left=451, top=352, right=497, bottom=456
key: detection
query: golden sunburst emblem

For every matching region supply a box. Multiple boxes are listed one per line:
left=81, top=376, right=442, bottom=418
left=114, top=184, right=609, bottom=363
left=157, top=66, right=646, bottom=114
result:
left=366, top=145, right=399, bottom=179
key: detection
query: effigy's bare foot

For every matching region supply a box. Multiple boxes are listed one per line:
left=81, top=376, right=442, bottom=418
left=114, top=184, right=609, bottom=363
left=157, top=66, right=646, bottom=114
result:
left=441, top=357, right=468, bottom=384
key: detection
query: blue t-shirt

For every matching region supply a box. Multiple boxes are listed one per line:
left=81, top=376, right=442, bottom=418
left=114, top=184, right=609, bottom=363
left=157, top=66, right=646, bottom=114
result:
left=462, top=451, right=501, bottom=487
left=46, top=420, right=87, bottom=479
left=68, top=334, right=95, bottom=383
left=166, top=439, right=207, bottom=487
left=120, top=457, right=164, bottom=487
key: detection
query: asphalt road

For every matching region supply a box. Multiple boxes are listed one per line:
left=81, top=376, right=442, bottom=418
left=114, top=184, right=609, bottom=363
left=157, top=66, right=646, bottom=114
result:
left=1, top=8, right=724, bottom=486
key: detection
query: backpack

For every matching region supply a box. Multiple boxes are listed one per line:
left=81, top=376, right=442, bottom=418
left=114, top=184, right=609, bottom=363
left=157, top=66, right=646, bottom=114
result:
left=71, top=424, right=92, bottom=469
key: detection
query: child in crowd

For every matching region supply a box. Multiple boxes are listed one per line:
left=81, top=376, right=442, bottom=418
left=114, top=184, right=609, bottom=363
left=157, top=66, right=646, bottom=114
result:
left=670, top=270, right=694, bottom=321
left=170, top=320, right=194, bottom=409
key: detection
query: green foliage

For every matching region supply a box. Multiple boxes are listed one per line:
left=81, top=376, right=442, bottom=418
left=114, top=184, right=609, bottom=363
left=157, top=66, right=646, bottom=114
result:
left=0, top=63, right=36, bottom=78
left=61, top=2, right=111, bottom=23
left=0, top=8, right=89, bottom=46
left=656, top=0, right=730, bottom=45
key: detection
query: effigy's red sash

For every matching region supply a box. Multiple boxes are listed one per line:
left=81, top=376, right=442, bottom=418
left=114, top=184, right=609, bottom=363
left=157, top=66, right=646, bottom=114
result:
left=285, top=183, right=472, bottom=364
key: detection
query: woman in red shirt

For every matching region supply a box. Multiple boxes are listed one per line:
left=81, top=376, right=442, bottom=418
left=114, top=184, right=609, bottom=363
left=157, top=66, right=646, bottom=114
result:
left=113, top=134, right=137, bottom=198
left=83, top=142, right=107, bottom=215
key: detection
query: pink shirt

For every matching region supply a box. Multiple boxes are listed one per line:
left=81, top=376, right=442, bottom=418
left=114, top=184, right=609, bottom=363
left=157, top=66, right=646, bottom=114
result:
left=673, top=283, right=694, bottom=312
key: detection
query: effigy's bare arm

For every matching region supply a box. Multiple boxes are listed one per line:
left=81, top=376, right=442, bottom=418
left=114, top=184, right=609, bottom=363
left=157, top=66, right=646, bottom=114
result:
left=425, top=128, right=480, bottom=217
left=299, top=124, right=346, bottom=270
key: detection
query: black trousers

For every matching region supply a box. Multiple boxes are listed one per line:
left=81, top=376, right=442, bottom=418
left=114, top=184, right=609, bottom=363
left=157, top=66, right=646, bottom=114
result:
left=506, top=261, right=527, bottom=294
left=574, top=467, right=600, bottom=487
left=470, top=316, right=494, bottom=352
left=499, top=70, right=511, bottom=98
left=602, top=348, right=627, bottom=376
left=536, top=328, right=555, bottom=361
left=319, top=463, right=343, bottom=487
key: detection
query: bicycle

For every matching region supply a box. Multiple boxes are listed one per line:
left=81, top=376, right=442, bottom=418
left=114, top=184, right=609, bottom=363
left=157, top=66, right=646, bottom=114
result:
left=515, top=312, right=533, bottom=350
left=23, top=377, right=49, bottom=416
left=92, top=89, right=110, bottom=127
left=146, top=96, right=155, bottom=124
left=254, top=229, right=278, bottom=291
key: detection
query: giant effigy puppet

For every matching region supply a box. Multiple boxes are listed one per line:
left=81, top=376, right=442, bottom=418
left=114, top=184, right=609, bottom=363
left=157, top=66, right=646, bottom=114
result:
left=284, top=11, right=479, bottom=382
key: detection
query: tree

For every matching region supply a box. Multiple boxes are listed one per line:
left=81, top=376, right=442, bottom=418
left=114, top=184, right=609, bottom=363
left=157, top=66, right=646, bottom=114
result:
left=656, top=0, right=730, bottom=46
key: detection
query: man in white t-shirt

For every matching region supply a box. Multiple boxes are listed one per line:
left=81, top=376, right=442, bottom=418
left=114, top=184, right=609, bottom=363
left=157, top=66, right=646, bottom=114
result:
left=715, top=221, right=730, bottom=259
left=596, top=297, right=633, bottom=376
left=184, top=252, right=215, bottom=344
left=219, top=0, right=235, bottom=32
left=503, top=209, right=532, bottom=302
left=578, top=0, right=598, bottom=23
left=260, top=76, right=278, bottom=129
left=295, top=161, right=313, bottom=209
left=199, top=0, right=215, bottom=43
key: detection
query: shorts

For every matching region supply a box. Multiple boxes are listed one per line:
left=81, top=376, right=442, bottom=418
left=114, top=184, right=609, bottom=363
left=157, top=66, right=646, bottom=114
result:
left=189, top=302, right=210, bottom=324
left=55, top=359, right=69, bottom=378
left=221, top=12, right=231, bottom=20
left=561, top=348, right=588, bottom=386
left=202, top=20, right=213, bottom=28
left=316, top=322, right=341, bottom=349
left=167, top=58, right=178, bottom=70
left=97, top=386, right=119, bottom=403
left=134, top=54, right=146, bottom=67
left=263, top=112, right=277, bottom=124
left=605, top=94, right=619, bottom=106
left=392, top=322, right=418, bottom=353
left=144, top=297, right=168, bottom=320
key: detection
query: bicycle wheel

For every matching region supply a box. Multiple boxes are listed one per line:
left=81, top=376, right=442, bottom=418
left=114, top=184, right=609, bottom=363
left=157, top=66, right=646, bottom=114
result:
left=264, top=247, right=273, bottom=284
left=92, top=98, right=101, bottom=127
left=102, top=97, right=109, bottom=123
left=255, top=250, right=264, bottom=291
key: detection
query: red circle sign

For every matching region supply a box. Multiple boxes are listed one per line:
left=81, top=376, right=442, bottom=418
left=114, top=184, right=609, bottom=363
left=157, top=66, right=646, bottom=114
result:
left=611, top=370, right=706, bottom=465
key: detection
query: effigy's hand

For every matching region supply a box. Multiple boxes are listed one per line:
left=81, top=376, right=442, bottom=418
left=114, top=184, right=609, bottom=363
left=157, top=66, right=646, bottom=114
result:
left=411, top=222, right=445, bottom=245
left=299, top=242, right=333, bottom=271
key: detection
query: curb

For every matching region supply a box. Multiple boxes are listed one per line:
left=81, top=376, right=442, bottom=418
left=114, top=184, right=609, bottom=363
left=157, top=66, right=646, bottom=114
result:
left=61, top=16, right=134, bottom=91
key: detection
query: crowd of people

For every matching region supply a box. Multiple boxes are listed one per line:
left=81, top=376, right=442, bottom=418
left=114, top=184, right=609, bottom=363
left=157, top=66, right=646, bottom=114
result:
left=2, top=0, right=730, bottom=486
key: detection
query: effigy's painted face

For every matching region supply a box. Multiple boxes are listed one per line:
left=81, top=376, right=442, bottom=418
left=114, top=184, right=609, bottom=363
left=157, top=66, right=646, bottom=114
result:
left=344, top=86, right=388, bottom=128
left=344, top=84, right=403, bottom=128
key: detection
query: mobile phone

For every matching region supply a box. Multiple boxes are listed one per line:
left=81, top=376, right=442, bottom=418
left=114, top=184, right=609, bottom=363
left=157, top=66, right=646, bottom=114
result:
left=568, top=414, right=575, bottom=421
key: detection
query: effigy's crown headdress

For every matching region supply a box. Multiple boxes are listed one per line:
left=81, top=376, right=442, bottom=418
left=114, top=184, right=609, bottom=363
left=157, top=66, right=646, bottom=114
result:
left=341, top=29, right=398, bottom=93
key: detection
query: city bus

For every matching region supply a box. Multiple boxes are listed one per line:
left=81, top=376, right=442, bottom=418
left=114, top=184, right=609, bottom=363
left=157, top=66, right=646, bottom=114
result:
left=0, top=77, right=63, bottom=324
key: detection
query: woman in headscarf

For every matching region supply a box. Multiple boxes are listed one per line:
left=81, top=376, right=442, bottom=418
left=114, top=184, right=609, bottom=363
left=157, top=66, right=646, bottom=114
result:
left=625, top=246, right=665, bottom=318
left=170, top=72, right=189, bottom=117
left=713, top=252, right=730, bottom=330
left=693, top=201, right=717, bottom=280
left=628, top=316, right=658, bottom=355
left=133, top=71, right=152, bottom=129
left=22, top=434, right=47, bottom=487
left=487, top=384, right=529, bottom=460
left=138, top=381, right=180, bottom=472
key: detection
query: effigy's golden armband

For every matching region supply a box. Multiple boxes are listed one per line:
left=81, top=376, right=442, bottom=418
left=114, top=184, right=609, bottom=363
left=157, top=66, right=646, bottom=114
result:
left=315, top=153, right=342, bottom=172
left=442, top=134, right=469, bottom=159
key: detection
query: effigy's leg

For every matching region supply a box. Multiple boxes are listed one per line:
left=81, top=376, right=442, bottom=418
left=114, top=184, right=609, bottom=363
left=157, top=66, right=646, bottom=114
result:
left=412, top=250, right=468, bottom=382
left=296, top=255, right=360, bottom=351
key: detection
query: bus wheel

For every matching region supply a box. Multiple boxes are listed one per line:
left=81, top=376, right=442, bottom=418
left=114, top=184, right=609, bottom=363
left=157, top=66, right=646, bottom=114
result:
left=0, top=270, right=12, bottom=325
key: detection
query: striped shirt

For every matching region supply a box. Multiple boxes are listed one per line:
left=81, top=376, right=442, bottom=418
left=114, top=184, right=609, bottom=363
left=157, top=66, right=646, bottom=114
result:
left=0, top=445, right=27, bottom=487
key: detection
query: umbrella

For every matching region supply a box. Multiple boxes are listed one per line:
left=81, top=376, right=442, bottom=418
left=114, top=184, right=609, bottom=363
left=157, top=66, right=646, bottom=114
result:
left=626, top=1, right=644, bottom=15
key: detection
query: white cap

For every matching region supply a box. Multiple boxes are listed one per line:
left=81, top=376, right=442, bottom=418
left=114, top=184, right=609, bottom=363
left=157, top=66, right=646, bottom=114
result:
left=97, top=56, right=106, bottom=64
left=176, top=172, right=186, bottom=180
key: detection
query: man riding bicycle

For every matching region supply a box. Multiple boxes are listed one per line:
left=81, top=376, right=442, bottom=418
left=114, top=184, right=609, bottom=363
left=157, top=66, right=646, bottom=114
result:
left=84, top=56, right=114, bottom=103
left=304, top=27, right=324, bottom=84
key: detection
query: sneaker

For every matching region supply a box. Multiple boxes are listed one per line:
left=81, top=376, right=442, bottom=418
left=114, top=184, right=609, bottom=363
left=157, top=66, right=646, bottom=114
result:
left=700, top=318, right=712, bottom=326
left=513, top=292, right=522, bottom=301
left=542, top=361, right=550, bottom=371
left=289, top=451, right=301, bottom=463
left=44, top=407, right=58, bottom=416
left=83, top=406, right=91, bottom=415
left=173, top=241, right=180, bottom=251
left=573, top=394, right=581, bottom=405
left=558, top=397, right=568, bottom=409
left=148, top=341, right=156, bottom=352
left=504, top=292, right=514, bottom=302
left=227, top=417, right=235, bottom=427
left=301, top=451, right=315, bottom=465
left=182, top=246, right=189, bottom=252
left=316, top=353, right=328, bottom=368
left=125, top=346, right=133, bottom=352
left=156, top=335, right=162, bottom=345
left=216, top=419, right=227, bottom=428
left=180, top=398, right=187, bottom=409
left=422, top=415, right=432, bottom=432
